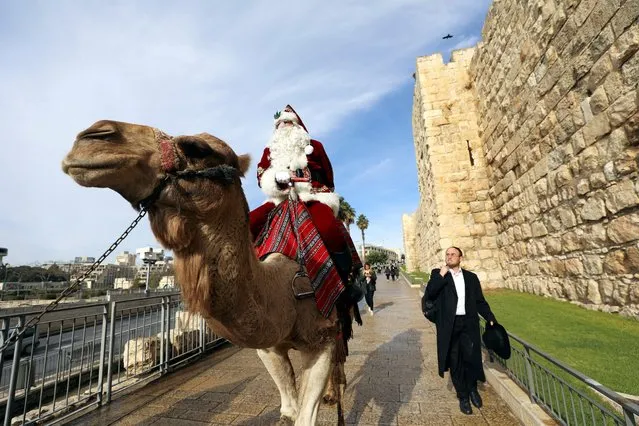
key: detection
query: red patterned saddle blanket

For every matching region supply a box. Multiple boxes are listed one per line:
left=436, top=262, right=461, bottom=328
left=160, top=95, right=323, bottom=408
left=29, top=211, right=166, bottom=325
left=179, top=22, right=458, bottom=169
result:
left=254, top=199, right=345, bottom=318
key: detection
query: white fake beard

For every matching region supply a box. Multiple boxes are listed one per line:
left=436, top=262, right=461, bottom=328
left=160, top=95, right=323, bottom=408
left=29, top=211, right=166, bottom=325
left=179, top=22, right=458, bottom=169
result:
left=267, top=124, right=311, bottom=170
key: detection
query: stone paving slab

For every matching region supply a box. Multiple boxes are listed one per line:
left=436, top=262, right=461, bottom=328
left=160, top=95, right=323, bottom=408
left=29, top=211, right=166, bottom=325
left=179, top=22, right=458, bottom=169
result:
left=67, top=275, right=520, bottom=425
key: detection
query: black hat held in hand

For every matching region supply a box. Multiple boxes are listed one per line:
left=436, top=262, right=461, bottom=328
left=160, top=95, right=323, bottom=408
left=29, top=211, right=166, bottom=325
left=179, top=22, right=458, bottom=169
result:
left=482, top=322, right=511, bottom=360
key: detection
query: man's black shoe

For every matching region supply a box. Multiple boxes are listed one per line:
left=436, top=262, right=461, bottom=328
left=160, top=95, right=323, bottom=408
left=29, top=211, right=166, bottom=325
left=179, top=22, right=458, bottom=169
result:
left=469, top=389, right=483, bottom=408
left=459, top=398, right=473, bottom=415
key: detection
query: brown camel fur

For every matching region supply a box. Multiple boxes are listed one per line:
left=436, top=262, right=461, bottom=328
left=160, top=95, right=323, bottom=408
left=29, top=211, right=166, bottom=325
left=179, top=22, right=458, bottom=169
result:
left=62, top=120, right=348, bottom=424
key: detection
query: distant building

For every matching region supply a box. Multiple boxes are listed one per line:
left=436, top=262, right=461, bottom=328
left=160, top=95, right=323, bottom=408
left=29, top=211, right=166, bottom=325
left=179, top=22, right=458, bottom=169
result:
left=74, top=256, right=95, bottom=264
left=71, top=264, right=137, bottom=289
left=158, top=276, right=176, bottom=289
left=135, top=247, right=172, bottom=279
left=358, top=244, right=400, bottom=263
left=116, top=251, right=137, bottom=267
left=113, top=277, right=135, bottom=290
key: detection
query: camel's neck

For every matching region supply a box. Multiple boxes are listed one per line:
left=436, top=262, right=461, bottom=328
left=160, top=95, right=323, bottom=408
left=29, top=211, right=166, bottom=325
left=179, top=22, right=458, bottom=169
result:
left=149, top=190, right=262, bottom=323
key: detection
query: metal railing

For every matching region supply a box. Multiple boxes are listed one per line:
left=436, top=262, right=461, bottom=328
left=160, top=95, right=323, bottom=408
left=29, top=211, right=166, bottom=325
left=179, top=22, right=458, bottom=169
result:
left=480, top=320, right=639, bottom=426
left=0, top=292, right=226, bottom=426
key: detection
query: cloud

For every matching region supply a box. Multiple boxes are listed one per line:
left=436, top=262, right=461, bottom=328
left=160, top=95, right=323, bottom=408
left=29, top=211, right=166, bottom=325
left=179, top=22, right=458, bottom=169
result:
left=0, top=0, right=491, bottom=264
left=343, top=158, right=394, bottom=187
left=452, top=35, right=482, bottom=51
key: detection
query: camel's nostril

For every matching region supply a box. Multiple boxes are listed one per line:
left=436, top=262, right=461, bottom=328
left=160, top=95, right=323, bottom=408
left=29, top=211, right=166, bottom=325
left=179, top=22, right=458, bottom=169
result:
left=80, top=130, right=116, bottom=140
left=77, top=121, right=119, bottom=141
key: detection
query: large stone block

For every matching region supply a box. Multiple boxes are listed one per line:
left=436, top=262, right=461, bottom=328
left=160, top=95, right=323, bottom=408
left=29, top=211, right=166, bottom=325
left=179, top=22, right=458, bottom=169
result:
left=607, top=213, right=639, bottom=243
left=122, top=335, right=161, bottom=373
left=611, top=1, right=639, bottom=37
left=605, top=180, right=639, bottom=213
left=579, top=195, right=607, bottom=221
left=608, top=90, right=637, bottom=127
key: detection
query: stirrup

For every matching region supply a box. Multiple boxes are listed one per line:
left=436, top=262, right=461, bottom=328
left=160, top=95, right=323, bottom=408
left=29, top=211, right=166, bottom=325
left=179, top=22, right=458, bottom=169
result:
left=292, top=269, right=314, bottom=300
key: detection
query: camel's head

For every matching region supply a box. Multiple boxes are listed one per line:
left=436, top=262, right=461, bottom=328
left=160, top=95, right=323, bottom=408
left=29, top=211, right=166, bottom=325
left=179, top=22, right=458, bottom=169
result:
left=62, top=120, right=250, bottom=210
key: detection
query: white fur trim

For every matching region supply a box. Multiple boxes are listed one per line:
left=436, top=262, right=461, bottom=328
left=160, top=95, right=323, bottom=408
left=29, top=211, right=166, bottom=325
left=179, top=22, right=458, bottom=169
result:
left=298, top=190, right=340, bottom=217
left=274, top=110, right=299, bottom=128
left=260, top=167, right=288, bottom=199
left=304, top=145, right=314, bottom=155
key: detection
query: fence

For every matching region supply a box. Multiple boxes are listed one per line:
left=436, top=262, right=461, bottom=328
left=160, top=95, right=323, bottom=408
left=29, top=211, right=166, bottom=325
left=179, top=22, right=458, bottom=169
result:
left=0, top=292, right=226, bottom=426
left=480, top=320, right=639, bottom=426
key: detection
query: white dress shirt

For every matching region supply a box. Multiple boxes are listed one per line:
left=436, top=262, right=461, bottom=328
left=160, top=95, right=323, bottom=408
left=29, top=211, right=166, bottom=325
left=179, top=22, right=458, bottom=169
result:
left=451, top=268, right=466, bottom=315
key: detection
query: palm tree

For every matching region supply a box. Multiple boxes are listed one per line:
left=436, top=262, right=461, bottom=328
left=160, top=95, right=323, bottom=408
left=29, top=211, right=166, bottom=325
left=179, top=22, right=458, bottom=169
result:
left=338, top=196, right=356, bottom=232
left=356, top=214, right=369, bottom=264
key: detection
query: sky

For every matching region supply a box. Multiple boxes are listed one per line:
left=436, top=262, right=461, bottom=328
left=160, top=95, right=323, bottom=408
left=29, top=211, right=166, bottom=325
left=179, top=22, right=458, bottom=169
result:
left=0, top=0, right=491, bottom=266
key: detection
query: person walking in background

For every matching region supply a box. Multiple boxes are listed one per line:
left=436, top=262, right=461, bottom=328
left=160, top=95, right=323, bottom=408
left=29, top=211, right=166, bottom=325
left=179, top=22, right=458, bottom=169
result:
left=390, top=264, right=398, bottom=281
left=363, top=263, right=377, bottom=316
left=384, top=265, right=391, bottom=280
left=423, top=247, right=497, bottom=415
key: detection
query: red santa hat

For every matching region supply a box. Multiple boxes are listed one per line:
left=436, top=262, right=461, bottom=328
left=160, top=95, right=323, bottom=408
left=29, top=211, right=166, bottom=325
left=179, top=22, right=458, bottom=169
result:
left=274, top=104, right=313, bottom=155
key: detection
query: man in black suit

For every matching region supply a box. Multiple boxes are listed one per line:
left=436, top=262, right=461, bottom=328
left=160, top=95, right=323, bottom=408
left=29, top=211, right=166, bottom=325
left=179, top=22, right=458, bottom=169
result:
left=423, top=247, right=497, bottom=415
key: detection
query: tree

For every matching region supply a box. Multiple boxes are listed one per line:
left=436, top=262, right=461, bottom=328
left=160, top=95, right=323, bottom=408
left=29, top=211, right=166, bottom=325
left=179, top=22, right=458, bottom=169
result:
left=366, top=251, right=388, bottom=266
left=338, top=196, right=356, bottom=233
left=356, top=214, right=369, bottom=264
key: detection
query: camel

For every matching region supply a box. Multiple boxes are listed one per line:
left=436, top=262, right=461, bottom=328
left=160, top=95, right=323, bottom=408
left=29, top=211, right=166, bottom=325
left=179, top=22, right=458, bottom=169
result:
left=61, top=120, right=352, bottom=425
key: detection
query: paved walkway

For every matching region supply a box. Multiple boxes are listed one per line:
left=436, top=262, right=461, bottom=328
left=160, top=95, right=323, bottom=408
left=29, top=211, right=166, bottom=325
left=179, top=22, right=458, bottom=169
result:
left=68, top=275, right=520, bottom=425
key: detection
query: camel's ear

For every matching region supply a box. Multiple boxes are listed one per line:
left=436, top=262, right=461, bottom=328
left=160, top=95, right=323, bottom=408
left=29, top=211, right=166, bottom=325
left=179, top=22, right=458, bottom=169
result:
left=237, top=154, right=251, bottom=177
left=175, top=136, right=217, bottom=159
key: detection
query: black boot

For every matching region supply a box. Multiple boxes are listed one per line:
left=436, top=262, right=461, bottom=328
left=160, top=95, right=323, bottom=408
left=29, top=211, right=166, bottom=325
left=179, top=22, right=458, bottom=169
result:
left=459, top=398, right=472, bottom=415
left=469, top=389, right=482, bottom=408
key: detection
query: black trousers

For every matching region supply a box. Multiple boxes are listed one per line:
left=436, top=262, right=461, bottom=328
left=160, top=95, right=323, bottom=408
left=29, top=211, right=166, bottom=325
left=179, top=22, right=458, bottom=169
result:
left=365, top=288, right=375, bottom=310
left=448, top=315, right=477, bottom=399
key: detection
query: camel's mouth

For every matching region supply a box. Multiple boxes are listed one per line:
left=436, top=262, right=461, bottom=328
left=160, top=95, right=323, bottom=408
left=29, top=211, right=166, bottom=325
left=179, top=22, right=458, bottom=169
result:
left=62, top=161, right=122, bottom=175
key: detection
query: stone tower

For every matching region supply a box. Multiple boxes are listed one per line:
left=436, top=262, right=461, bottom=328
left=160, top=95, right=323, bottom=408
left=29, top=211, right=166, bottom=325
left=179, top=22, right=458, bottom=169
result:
left=409, top=48, right=502, bottom=288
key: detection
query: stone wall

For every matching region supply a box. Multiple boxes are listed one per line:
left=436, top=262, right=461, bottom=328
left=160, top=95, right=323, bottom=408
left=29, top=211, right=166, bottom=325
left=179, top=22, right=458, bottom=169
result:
left=405, top=49, right=502, bottom=287
left=402, top=213, right=418, bottom=272
left=405, top=0, right=639, bottom=316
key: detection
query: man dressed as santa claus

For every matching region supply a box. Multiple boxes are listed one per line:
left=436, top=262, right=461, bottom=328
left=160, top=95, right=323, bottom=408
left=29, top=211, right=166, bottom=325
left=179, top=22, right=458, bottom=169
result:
left=249, top=104, right=350, bottom=268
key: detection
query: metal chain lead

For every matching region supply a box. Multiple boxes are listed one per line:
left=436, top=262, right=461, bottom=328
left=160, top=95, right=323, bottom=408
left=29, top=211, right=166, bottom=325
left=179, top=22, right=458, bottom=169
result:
left=0, top=207, right=148, bottom=353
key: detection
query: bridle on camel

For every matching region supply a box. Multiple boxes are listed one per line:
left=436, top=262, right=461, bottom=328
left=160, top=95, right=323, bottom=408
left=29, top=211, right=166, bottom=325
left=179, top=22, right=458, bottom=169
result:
left=135, top=129, right=240, bottom=210
left=0, top=129, right=240, bottom=354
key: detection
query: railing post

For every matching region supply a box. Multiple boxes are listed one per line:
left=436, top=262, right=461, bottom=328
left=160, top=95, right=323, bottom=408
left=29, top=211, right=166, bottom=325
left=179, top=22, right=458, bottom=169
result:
left=96, top=302, right=109, bottom=405
left=199, top=316, right=205, bottom=354
left=105, top=298, right=117, bottom=403
left=4, top=315, right=24, bottom=426
left=159, top=296, right=165, bottom=372
left=523, top=346, right=536, bottom=403
left=0, top=318, right=8, bottom=391
left=623, top=407, right=637, bottom=426
left=165, top=296, right=171, bottom=368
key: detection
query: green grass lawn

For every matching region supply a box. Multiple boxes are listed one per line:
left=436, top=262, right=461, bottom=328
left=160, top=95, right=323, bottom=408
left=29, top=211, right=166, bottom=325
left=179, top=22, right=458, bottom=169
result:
left=484, top=289, right=639, bottom=396
left=401, top=269, right=431, bottom=286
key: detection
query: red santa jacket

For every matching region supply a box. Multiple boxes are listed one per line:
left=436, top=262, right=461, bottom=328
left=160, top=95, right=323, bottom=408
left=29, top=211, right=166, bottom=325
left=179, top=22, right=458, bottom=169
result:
left=256, top=139, right=340, bottom=216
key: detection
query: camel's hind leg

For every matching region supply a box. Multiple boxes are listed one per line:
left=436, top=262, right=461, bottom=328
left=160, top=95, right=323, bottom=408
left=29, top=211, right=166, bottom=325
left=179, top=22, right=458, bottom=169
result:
left=257, top=347, right=298, bottom=422
left=296, top=341, right=335, bottom=425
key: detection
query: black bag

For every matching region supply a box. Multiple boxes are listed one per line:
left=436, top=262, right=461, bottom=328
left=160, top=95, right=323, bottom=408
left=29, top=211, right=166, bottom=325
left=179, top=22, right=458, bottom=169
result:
left=345, top=275, right=365, bottom=303
left=421, top=294, right=438, bottom=323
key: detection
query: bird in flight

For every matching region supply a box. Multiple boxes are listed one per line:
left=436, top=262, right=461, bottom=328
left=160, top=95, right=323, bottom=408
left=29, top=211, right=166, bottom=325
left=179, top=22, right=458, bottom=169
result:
left=442, top=34, right=454, bottom=39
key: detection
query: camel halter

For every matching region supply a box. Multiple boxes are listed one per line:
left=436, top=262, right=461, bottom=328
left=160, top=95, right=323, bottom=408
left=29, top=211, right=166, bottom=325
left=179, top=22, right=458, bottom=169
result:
left=135, top=129, right=240, bottom=210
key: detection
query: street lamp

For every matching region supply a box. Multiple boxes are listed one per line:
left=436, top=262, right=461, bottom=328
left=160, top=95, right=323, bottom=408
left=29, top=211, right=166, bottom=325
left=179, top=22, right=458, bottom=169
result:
left=141, top=252, right=158, bottom=295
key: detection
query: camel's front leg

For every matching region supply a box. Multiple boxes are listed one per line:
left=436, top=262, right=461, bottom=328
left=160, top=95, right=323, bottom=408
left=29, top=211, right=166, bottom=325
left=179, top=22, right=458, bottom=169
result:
left=257, top=348, right=298, bottom=422
left=296, top=342, right=335, bottom=425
